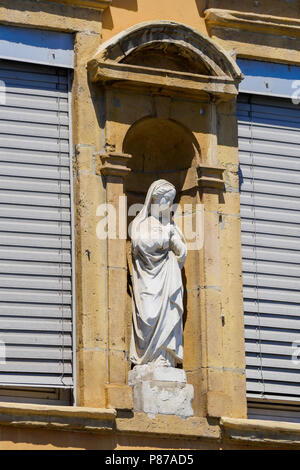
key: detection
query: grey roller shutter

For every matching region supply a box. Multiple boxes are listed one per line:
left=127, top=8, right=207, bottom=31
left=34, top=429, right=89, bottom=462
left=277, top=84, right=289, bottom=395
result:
left=0, top=60, right=73, bottom=389
left=238, top=94, right=300, bottom=402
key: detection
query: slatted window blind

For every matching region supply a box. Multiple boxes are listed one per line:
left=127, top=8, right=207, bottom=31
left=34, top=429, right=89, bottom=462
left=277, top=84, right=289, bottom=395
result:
left=0, top=60, right=73, bottom=391
left=238, top=94, right=300, bottom=402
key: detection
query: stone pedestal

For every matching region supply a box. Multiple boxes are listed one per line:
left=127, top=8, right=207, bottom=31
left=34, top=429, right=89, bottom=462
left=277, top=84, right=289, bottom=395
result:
left=128, top=365, right=194, bottom=419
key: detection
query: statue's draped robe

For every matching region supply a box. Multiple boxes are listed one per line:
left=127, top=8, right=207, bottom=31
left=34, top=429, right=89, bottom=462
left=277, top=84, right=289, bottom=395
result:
left=130, top=216, right=186, bottom=366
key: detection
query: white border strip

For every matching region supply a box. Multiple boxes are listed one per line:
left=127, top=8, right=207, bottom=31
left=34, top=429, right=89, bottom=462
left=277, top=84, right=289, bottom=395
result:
left=0, top=24, right=74, bottom=69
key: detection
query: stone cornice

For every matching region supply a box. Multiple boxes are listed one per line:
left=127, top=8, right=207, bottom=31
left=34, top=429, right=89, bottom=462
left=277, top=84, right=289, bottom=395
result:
left=0, top=403, right=116, bottom=434
left=205, top=8, right=300, bottom=38
left=2, top=403, right=300, bottom=447
left=197, top=164, right=225, bottom=191
left=89, top=61, right=239, bottom=100
left=221, top=417, right=300, bottom=447
left=44, top=0, right=111, bottom=10
left=98, top=152, right=132, bottom=178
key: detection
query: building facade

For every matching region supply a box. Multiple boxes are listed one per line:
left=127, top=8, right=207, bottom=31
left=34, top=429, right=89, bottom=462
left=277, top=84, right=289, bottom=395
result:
left=0, top=0, right=299, bottom=449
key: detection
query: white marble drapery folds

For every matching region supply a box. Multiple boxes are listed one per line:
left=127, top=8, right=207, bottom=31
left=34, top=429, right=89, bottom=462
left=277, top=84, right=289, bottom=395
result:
left=129, top=180, right=187, bottom=367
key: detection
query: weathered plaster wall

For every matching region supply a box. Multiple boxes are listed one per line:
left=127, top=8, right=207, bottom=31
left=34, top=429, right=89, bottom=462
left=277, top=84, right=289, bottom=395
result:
left=0, top=0, right=103, bottom=32
left=0, top=0, right=299, bottom=451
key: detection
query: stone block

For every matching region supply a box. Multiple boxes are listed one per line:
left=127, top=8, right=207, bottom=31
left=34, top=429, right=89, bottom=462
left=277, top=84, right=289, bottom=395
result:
left=207, top=390, right=231, bottom=418
left=129, top=365, right=194, bottom=419
left=131, top=381, right=194, bottom=419
left=76, top=145, right=94, bottom=173
left=77, top=349, right=107, bottom=408
left=129, top=365, right=187, bottom=384
left=105, top=384, right=133, bottom=411
left=108, top=350, right=127, bottom=384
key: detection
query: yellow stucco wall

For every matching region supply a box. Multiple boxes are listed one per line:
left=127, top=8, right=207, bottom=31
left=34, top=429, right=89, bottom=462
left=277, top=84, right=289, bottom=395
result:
left=0, top=0, right=299, bottom=450
left=102, top=0, right=208, bottom=41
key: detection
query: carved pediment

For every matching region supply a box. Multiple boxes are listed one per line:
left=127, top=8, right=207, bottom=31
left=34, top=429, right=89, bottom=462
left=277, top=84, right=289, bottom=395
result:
left=122, top=42, right=211, bottom=76
left=88, top=21, right=243, bottom=99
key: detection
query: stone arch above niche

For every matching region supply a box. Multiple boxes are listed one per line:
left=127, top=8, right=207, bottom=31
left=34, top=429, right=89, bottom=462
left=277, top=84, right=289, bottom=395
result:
left=122, top=42, right=211, bottom=76
left=89, top=21, right=243, bottom=99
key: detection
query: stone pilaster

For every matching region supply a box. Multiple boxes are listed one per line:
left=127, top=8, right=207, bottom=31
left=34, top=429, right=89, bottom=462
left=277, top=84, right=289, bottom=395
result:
left=98, top=152, right=134, bottom=411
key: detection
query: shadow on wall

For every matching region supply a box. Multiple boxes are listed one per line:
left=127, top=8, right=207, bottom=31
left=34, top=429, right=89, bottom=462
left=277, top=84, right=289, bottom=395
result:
left=102, top=0, right=138, bottom=30
left=195, top=0, right=210, bottom=17
left=102, top=6, right=113, bottom=30
left=111, top=0, right=138, bottom=10
left=122, top=117, right=201, bottom=198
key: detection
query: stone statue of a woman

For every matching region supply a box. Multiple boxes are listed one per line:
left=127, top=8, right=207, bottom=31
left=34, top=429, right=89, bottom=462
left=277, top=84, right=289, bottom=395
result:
left=129, top=179, right=187, bottom=369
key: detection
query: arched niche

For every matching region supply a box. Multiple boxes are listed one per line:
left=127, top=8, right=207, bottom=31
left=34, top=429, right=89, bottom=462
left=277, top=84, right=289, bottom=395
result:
left=122, top=117, right=203, bottom=398
left=91, top=21, right=242, bottom=416
left=123, top=117, right=200, bottom=203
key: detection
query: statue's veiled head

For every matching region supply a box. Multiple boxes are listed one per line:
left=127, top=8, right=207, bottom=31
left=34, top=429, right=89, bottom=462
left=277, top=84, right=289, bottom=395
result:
left=149, top=180, right=176, bottom=213
left=130, top=180, right=177, bottom=242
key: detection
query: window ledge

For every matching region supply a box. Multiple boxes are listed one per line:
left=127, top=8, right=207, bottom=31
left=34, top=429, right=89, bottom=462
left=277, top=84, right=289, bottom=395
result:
left=205, top=8, right=300, bottom=38
left=3, top=403, right=300, bottom=447
left=0, top=402, right=116, bottom=434
left=221, top=417, right=300, bottom=447
left=0, top=403, right=220, bottom=440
